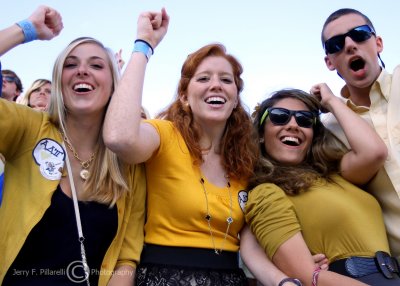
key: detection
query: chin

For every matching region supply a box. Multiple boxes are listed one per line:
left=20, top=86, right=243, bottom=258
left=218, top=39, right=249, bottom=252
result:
left=277, top=157, right=304, bottom=166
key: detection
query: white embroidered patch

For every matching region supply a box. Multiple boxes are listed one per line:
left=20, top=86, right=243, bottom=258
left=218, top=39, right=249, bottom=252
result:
left=33, top=138, right=65, bottom=180
left=238, top=190, right=248, bottom=213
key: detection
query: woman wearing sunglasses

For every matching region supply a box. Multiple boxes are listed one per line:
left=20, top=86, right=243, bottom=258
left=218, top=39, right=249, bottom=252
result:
left=245, top=84, right=400, bottom=285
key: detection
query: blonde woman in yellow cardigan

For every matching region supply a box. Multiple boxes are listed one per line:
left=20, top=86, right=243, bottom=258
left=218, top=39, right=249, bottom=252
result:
left=0, top=6, right=146, bottom=286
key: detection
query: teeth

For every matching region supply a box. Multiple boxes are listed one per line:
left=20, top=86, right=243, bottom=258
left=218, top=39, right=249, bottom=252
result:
left=73, top=83, right=93, bottom=91
left=205, top=96, right=226, bottom=104
left=281, top=136, right=299, bottom=145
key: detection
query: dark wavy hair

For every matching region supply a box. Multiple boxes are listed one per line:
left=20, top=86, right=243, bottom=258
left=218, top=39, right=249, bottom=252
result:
left=248, top=89, right=348, bottom=195
left=157, top=43, right=258, bottom=181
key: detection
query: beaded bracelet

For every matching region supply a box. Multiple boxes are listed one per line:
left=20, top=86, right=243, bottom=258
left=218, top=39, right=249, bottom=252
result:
left=16, top=19, right=38, bottom=43
left=312, top=267, right=322, bottom=286
left=133, top=39, right=154, bottom=61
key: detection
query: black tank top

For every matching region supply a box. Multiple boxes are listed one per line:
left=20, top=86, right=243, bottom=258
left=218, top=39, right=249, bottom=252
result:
left=4, top=185, right=118, bottom=285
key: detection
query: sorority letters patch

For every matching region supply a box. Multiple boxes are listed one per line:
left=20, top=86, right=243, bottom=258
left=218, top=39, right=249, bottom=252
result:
left=238, top=190, right=248, bottom=213
left=32, top=138, right=65, bottom=180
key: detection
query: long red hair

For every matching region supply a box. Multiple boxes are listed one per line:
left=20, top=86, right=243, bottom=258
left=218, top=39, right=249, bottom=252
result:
left=158, top=43, right=258, bottom=181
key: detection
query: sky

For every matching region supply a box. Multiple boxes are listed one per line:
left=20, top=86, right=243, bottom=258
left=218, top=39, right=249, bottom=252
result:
left=1, top=1, right=399, bottom=117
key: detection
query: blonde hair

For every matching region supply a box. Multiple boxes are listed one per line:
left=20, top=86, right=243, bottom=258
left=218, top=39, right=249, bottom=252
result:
left=48, top=37, right=129, bottom=206
left=18, top=79, right=51, bottom=107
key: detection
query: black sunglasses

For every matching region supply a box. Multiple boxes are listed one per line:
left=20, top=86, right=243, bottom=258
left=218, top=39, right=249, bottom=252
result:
left=260, top=107, right=316, bottom=128
left=324, top=25, right=375, bottom=54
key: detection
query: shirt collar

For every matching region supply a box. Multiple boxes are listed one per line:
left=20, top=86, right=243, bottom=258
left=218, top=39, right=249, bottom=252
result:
left=339, top=68, right=391, bottom=111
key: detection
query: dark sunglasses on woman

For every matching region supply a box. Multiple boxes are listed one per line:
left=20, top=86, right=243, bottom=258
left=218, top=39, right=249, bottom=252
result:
left=260, top=107, right=317, bottom=128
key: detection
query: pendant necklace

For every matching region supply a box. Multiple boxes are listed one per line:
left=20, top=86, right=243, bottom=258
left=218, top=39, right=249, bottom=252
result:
left=199, top=176, right=233, bottom=255
left=59, top=130, right=96, bottom=181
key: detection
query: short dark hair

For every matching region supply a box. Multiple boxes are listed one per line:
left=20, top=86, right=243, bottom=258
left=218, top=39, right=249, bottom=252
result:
left=2, top=69, right=23, bottom=92
left=321, top=8, right=375, bottom=47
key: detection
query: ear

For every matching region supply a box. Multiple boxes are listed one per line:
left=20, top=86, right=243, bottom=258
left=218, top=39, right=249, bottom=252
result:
left=234, top=95, right=239, bottom=108
left=179, top=94, right=188, bottom=105
left=324, top=55, right=336, bottom=71
left=376, top=35, right=384, bottom=53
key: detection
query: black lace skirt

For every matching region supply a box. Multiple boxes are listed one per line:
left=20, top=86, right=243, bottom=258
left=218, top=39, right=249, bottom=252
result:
left=135, top=244, right=248, bottom=286
left=136, top=263, right=248, bottom=286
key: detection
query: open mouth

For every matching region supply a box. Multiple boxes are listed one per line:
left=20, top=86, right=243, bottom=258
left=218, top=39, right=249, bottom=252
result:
left=205, top=96, right=226, bottom=105
left=281, top=136, right=300, bottom=146
left=73, top=83, right=94, bottom=93
left=350, top=58, right=365, bottom=72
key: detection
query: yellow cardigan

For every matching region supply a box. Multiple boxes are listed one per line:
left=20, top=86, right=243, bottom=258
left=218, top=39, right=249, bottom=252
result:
left=0, top=99, right=146, bottom=285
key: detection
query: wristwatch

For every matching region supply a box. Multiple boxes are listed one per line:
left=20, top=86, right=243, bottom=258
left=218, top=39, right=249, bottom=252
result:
left=278, top=277, right=303, bottom=286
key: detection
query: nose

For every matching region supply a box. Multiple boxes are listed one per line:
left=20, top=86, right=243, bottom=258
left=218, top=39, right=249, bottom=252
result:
left=210, top=75, right=222, bottom=90
left=286, top=115, right=300, bottom=129
left=77, top=63, right=89, bottom=76
left=344, top=36, right=357, bottom=53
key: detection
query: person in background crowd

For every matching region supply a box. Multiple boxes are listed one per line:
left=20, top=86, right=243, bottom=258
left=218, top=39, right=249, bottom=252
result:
left=1, top=69, right=23, bottom=101
left=17, top=78, right=51, bottom=111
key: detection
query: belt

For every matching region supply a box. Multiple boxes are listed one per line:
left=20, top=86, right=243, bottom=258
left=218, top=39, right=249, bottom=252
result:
left=330, top=251, right=400, bottom=279
left=140, top=244, right=240, bottom=269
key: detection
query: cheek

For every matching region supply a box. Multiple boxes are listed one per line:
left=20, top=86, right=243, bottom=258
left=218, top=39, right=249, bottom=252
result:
left=303, top=129, right=314, bottom=151
left=30, top=93, right=40, bottom=100
left=103, top=75, right=114, bottom=97
left=263, top=128, right=277, bottom=154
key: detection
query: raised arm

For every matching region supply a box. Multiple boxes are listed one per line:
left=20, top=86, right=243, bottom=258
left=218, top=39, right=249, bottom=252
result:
left=310, top=83, right=387, bottom=185
left=0, top=5, right=63, bottom=56
left=103, top=9, right=169, bottom=164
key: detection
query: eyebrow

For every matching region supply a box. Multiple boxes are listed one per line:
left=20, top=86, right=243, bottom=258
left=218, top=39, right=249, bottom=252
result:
left=65, top=55, right=106, bottom=61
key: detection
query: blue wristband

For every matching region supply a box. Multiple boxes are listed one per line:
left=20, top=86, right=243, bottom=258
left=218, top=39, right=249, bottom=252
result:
left=16, top=19, right=38, bottom=43
left=133, top=40, right=153, bottom=61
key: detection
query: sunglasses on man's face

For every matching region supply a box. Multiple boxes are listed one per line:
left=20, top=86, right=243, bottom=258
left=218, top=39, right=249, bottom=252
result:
left=324, top=25, right=375, bottom=54
left=3, top=76, right=18, bottom=83
left=260, top=107, right=316, bottom=128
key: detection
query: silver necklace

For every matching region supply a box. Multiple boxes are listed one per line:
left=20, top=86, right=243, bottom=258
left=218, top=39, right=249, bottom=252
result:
left=199, top=177, right=233, bottom=255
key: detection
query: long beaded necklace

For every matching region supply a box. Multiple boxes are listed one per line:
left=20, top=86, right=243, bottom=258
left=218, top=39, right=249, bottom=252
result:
left=59, top=130, right=96, bottom=181
left=199, top=177, right=233, bottom=255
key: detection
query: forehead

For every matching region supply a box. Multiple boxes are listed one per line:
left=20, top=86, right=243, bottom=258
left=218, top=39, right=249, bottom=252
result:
left=67, top=42, right=108, bottom=60
left=272, top=97, right=310, bottom=110
left=195, top=56, right=233, bottom=74
left=324, top=13, right=367, bottom=39
left=35, top=82, right=51, bottom=89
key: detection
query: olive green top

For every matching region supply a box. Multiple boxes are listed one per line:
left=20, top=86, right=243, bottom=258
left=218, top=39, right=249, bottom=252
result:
left=246, top=175, right=390, bottom=262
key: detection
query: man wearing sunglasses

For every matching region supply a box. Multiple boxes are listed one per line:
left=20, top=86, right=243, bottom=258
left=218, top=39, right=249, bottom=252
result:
left=1, top=69, right=23, bottom=102
left=321, top=8, right=400, bottom=264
